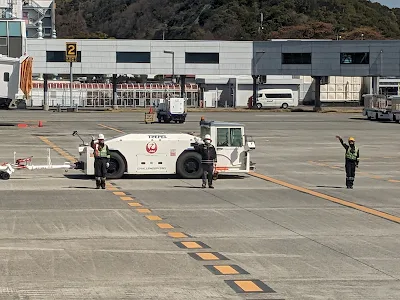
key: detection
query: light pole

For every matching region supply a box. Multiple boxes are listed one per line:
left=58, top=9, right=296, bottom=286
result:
left=164, top=50, right=175, bottom=83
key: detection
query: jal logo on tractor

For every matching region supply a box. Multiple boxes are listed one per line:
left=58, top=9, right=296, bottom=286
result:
left=146, top=142, right=158, bottom=154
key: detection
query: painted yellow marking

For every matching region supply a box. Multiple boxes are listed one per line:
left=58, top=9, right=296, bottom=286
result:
left=127, top=202, right=142, bottom=207
left=98, top=124, right=125, bottom=134
left=215, top=266, right=239, bottom=275
left=107, top=187, right=119, bottom=191
left=112, top=191, right=126, bottom=195
left=146, top=215, right=162, bottom=221
left=196, top=253, right=219, bottom=260
left=249, top=172, right=400, bottom=224
left=120, top=196, right=134, bottom=201
left=136, top=208, right=151, bottom=213
left=37, top=136, right=77, bottom=163
left=388, top=179, right=400, bottom=183
left=371, top=175, right=382, bottom=179
left=234, top=280, right=263, bottom=292
left=168, top=232, right=188, bottom=238
left=181, top=242, right=202, bottom=249
left=157, top=223, right=174, bottom=229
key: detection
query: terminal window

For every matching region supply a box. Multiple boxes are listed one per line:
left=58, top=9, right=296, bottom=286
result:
left=46, top=51, right=82, bottom=62
left=340, top=52, right=369, bottom=64
left=116, top=52, right=151, bottom=63
left=282, top=53, right=311, bottom=64
left=185, top=52, right=219, bottom=64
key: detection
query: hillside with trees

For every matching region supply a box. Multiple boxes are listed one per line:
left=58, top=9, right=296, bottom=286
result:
left=55, top=0, right=400, bottom=40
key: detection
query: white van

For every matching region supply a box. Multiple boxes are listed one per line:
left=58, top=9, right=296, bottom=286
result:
left=256, top=89, right=297, bottom=109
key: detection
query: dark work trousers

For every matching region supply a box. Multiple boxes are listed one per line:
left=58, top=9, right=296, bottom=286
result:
left=202, top=163, right=214, bottom=186
left=94, top=157, right=108, bottom=186
left=345, top=159, right=356, bottom=188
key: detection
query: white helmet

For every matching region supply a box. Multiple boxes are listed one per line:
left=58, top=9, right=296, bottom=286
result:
left=98, top=134, right=105, bottom=140
left=204, top=134, right=211, bottom=143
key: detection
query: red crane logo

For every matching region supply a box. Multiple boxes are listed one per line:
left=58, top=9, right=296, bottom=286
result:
left=146, top=142, right=158, bottom=154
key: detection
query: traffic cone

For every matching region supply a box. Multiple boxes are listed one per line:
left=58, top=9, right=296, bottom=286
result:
left=149, top=106, right=153, bottom=114
left=38, top=120, right=43, bottom=127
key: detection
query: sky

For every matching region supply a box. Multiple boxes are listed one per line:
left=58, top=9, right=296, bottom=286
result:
left=371, top=0, right=399, bottom=8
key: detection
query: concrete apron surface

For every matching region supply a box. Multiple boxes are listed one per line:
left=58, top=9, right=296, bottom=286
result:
left=0, top=110, right=398, bottom=300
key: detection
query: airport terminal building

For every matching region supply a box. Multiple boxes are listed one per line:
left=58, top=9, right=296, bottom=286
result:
left=26, top=38, right=396, bottom=108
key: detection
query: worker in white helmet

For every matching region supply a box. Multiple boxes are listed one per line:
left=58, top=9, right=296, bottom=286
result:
left=194, top=134, right=217, bottom=188
left=91, top=133, right=110, bottom=189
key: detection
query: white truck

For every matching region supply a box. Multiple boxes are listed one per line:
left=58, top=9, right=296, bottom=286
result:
left=73, top=120, right=256, bottom=179
left=362, top=94, right=392, bottom=121
left=156, top=97, right=187, bottom=123
left=0, top=54, right=32, bottom=109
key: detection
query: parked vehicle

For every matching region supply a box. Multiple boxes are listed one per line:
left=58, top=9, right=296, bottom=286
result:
left=254, top=89, right=297, bottom=109
left=156, top=97, right=187, bottom=123
left=0, top=54, right=33, bottom=109
left=362, top=94, right=391, bottom=121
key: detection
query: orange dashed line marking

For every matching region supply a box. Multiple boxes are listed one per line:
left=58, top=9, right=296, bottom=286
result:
left=233, top=280, right=263, bottom=292
left=128, top=202, right=142, bottom=207
left=146, top=215, right=162, bottom=221
left=168, top=232, right=188, bottom=238
left=136, top=208, right=151, bottom=213
left=157, top=223, right=174, bottom=229
left=113, top=191, right=126, bottom=195
left=120, top=196, right=134, bottom=201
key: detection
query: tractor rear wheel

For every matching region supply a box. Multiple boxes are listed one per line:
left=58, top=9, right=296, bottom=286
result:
left=176, top=152, right=203, bottom=179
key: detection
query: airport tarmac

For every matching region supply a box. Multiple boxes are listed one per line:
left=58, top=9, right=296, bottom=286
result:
left=0, top=110, right=398, bottom=300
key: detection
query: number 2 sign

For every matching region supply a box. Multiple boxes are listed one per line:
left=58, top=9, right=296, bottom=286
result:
left=66, top=42, right=77, bottom=62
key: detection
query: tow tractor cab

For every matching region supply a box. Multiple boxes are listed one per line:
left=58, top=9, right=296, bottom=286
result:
left=75, top=120, right=256, bottom=179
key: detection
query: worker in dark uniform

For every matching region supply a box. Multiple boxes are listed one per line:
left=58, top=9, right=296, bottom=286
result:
left=194, top=134, right=217, bottom=189
left=336, top=136, right=360, bottom=189
left=91, top=134, right=110, bottom=189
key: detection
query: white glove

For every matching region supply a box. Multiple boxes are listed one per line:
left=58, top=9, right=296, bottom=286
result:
left=106, top=162, right=110, bottom=168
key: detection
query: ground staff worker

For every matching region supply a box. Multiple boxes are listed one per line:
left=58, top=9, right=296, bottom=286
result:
left=194, top=134, right=217, bottom=189
left=336, top=136, right=360, bottom=189
left=91, top=134, right=110, bottom=189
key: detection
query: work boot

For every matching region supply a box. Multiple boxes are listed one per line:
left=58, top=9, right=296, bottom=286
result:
left=96, top=180, right=101, bottom=189
left=209, top=185, right=214, bottom=189
left=101, top=178, right=106, bottom=189
left=202, top=184, right=206, bottom=188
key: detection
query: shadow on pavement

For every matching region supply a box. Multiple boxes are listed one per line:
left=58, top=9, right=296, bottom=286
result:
left=64, top=174, right=246, bottom=180
left=316, top=185, right=344, bottom=189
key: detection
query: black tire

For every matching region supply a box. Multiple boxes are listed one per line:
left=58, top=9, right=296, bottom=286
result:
left=282, top=103, right=288, bottom=109
left=0, top=172, right=10, bottom=180
left=375, top=113, right=379, bottom=120
left=179, top=119, right=184, bottom=124
left=176, top=151, right=203, bottom=179
left=256, top=103, right=262, bottom=109
left=106, top=151, right=126, bottom=179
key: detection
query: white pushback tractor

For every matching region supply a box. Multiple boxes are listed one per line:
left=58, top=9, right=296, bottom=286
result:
left=73, top=121, right=256, bottom=179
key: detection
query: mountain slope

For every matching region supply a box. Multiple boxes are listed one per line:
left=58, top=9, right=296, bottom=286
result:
left=55, top=0, right=400, bottom=40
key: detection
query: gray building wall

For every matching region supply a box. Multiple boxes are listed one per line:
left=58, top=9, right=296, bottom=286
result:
left=25, top=39, right=400, bottom=77
left=254, top=41, right=400, bottom=77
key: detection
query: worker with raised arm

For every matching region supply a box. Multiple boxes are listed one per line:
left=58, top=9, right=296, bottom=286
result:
left=91, top=134, right=110, bottom=189
left=194, top=134, right=217, bottom=189
left=336, top=136, right=360, bottom=189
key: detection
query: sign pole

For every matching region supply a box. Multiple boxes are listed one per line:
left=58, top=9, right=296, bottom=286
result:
left=70, top=61, right=73, bottom=107
left=65, top=42, right=77, bottom=108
